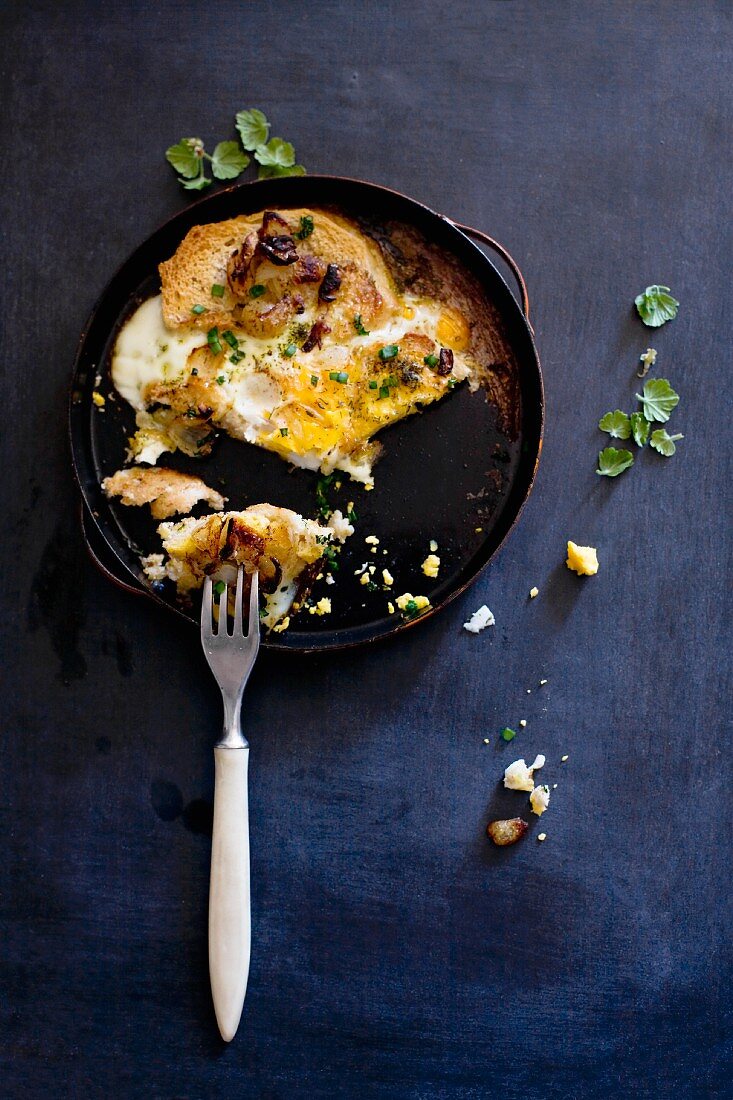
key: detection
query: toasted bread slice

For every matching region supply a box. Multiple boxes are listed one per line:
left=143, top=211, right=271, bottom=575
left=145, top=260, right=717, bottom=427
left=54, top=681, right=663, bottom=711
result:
left=102, top=466, right=226, bottom=519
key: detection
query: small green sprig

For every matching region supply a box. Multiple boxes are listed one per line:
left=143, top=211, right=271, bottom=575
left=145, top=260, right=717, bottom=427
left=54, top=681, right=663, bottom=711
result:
left=596, top=374, right=682, bottom=475
left=166, top=108, right=306, bottom=191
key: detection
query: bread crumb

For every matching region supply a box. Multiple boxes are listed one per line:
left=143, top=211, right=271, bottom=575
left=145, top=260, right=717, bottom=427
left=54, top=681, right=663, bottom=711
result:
left=537, top=833, right=547, bottom=842
left=519, top=719, right=527, bottom=728
left=529, top=586, right=539, bottom=598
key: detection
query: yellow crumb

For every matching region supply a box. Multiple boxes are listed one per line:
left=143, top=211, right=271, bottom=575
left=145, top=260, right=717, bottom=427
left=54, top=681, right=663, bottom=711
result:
left=382, top=568, right=394, bottom=586
left=387, top=601, right=395, bottom=614
left=421, top=554, right=440, bottom=579
left=566, top=541, right=599, bottom=576
left=92, top=391, right=106, bottom=408
left=537, top=833, right=547, bottom=842
left=529, top=586, right=539, bottom=598
left=308, top=597, right=332, bottom=616
left=272, top=616, right=290, bottom=633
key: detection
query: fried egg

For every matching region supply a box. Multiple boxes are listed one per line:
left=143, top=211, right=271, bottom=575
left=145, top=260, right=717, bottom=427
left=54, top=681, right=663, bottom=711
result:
left=111, top=208, right=478, bottom=485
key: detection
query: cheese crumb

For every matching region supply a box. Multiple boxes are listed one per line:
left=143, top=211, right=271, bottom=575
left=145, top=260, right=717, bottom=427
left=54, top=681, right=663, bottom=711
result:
left=421, top=554, right=440, bottom=578
left=92, top=391, right=106, bottom=408
left=272, top=615, right=290, bottom=633
left=429, top=539, right=438, bottom=552
left=365, top=535, right=379, bottom=545
left=463, top=605, right=495, bottom=634
left=530, top=784, right=550, bottom=816
left=483, top=738, right=490, bottom=744
left=328, top=509, right=354, bottom=542
left=387, top=601, right=395, bottom=614
left=529, top=586, right=539, bottom=598
left=566, top=541, right=599, bottom=576
left=396, top=592, right=430, bottom=613
left=325, top=573, right=335, bottom=585
left=382, top=568, right=394, bottom=586
left=308, top=597, right=331, bottom=616
left=539, top=679, right=548, bottom=685
left=504, top=755, right=545, bottom=792
left=519, top=719, right=527, bottom=728
left=537, top=833, right=547, bottom=842
left=359, top=573, right=370, bottom=586
left=561, top=755, right=569, bottom=762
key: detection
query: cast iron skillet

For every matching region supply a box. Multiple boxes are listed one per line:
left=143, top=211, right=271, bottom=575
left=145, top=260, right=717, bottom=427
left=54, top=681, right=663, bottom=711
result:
left=69, top=176, right=543, bottom=651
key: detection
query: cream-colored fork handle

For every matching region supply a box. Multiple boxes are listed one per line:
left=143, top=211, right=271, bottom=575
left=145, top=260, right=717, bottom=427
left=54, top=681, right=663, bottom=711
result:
left=209, top=745, right=250, bottom=1042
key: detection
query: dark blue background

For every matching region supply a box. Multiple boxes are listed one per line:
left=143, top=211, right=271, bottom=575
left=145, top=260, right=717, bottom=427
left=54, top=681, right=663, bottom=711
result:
left=1, top=2, right=730, bottom=1096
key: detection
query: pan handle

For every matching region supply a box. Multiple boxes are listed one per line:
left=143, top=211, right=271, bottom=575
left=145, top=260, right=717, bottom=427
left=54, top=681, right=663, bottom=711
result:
left=446, top=220, right=532, bottom=330
left=79, top=503, right=148, bottom=600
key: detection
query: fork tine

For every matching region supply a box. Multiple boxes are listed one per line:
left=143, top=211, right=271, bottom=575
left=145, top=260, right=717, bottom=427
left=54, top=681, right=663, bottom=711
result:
left=233, top=565, right=245, bottom=636
left=201, top=576, right=214, bottom=639
left=247, top=571, right=259, bottom=636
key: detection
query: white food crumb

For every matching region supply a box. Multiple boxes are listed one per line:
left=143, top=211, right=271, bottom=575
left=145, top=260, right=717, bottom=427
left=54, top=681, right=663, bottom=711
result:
left=421, top=554, right=440, bottom=578
left=529, top=586, right=539, bottom=598
left=530, top=784, right=550, bottom=816
left=638, top=347, right=657, bottom=377
left=141, top=553, right=166, bottom=583
left=325, top=573, right=335, bottom=585
left=429, top=539, right=438, bottom=552
left=365, top=535, right=379, bottom=545
left=382, top=568, right=394, bottom=586
left=328, top=509, right=354, bottom=543
left=504, top=754, right=545, bottom=792
left=463, top=605, right=495, bottom=633
left=272, top=616, right=290, bottom=633
left=561, top=755, right=569, bottom=762
left=539, top=679, right=548, bottom=685
left=537, top=833, right=547, bottom=842
left=483, top=738, right=490, bottom=744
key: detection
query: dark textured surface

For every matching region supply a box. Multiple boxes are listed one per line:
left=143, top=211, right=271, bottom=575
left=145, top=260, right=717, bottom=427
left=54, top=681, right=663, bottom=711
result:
left=1, top=2, right=730, bottom=1097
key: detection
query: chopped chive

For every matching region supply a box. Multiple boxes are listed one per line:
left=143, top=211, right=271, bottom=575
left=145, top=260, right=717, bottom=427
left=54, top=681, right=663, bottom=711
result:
left=368, top=380, right=378, bottom=390
left=329, top=371, right=348, bottom=383
left=229, top=352, right=244, bottom=364
left=249, top=283, right=266, bottom=298
left=424, top=353, right=438, bottom=367
left=280, top=427, right=289, bottom=436
left=213, top=580, right=226, bottom=596
left=501, top=727, right=517, bottom=742
left=353, top=314, right=370, bottom=336
left=310, top=375, right=318, bottom=386
left=222, top=330, right=238, bottom=349
left=190, top=367, right=199, bottom=376
left=283, top=343, right=297, bottom=357
left=216, top=375, right=225, bottom=384
left=211, top=283, right=225, bottom=298
left=378, top=344, right=398, bottom=361
left=378, top=385, right=390, bottom=399
left=386, top=374, right=398, bottom=387
left=207, top=327, right=223, bottom=355
left=347, top=508, right=357, bottom=523
left=191, top=304, right=206, bottom=315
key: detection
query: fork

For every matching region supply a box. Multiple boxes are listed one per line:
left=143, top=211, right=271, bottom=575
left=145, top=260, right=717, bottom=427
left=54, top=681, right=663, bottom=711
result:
left=200, top=566, right=260, bottom=1042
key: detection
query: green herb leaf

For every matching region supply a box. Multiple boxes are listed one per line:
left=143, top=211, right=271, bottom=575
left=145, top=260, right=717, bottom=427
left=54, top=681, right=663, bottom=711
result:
left=329, top=371, right=348, bottom=383
left=596, top=447, right=634, bottom=477
left=222, top=330, right=238, bottom=349
left=296, top=215, right=314, bottom=240
left=249, top=284, right=266, bottom=298
left=368, top=380, right=378, bottom=390
left=310, top=375, right=318, bottom=386
left=650, top=429, right=683, bottom=456
left=378, top=344, right=398, bottom=361
left=257, top=162, right=306, bottom=180
left=165, top=138, right=204, bottom=178
left=353, top=314, right=370, bottom=336
left=635, top=378, right=680, bottom=423
left=181, top=175, right=212, bottom=191
left=213, top=580, right=226, bottom=596
left=424, top=354, right=439, bottom=367
left=280, top=427, right=289, bottom=437
left=635, top=285, right=679, bottom=327
left=283, top=343, right=297, bottom=358
left=235, top=108, right=270, bottom=150
left=211, top=140, right=250, bottom=180
left=598, top=410, right=631, bottom=439
left=211, top=284, right=226, bottom=298
left=378, top=385, right=390, bottom=399
left=254, top=137, right=296, bottom=168
left=216, top=375, right=225, bottom=385
left=501, top=727, right=517, bottom=742
left=630, top=412, right=650, bottom=447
